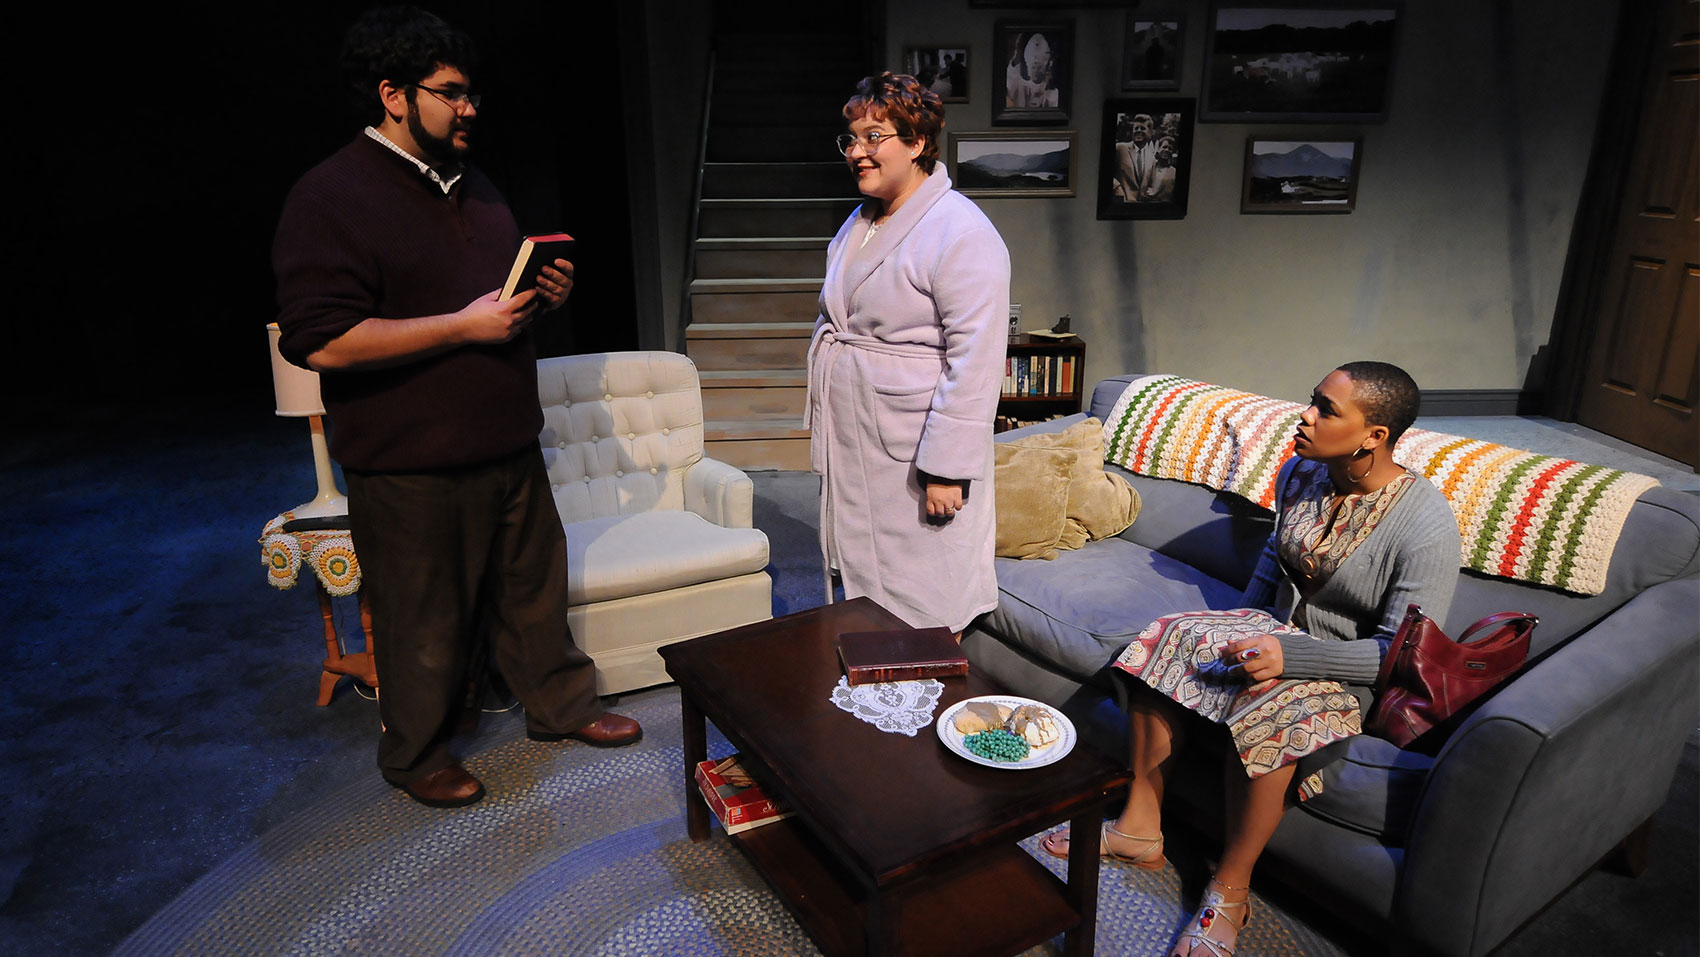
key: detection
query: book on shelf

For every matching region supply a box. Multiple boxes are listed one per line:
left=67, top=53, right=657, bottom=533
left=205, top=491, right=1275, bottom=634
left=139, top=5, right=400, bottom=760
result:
left=837, top=626, right=968, bottom=684
left=1024, top=328, right=1079, bottom=339
left=500, top=232, right=575, bottom=300
left=695, top=756, right=791, bottom=834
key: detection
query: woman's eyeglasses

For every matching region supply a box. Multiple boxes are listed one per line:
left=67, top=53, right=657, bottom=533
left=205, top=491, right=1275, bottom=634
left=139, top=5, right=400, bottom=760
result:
left=836, top=130, right=902, bottom=155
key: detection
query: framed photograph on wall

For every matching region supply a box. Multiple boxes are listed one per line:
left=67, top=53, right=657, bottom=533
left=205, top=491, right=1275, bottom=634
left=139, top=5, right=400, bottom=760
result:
left=903, top=46, right=970, bottom=103
left=1241, top=136, right=1363, bottom=212
left=992, top=20, right=1072, bottom=124
left=950, top=131, right=1078, bottom=198
left=1097, top=99, right=1196, bottom=220
left=1202, top=4, right=1400, bottom=122
left=1122, top=16, right=1185, bottom=91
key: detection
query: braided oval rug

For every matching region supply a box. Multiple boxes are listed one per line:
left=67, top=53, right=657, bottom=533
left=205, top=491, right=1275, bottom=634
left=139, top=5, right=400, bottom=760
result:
left=116, top=687, right=1344, bottom=956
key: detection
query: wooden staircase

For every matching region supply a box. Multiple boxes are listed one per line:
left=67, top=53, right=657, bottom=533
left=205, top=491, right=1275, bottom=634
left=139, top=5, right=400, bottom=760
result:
left=686, top=11, right=872, bottom=470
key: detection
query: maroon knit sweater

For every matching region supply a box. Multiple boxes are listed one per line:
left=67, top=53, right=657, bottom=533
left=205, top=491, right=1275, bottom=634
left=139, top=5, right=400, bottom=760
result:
left=273, top=134, right=541, bottom=472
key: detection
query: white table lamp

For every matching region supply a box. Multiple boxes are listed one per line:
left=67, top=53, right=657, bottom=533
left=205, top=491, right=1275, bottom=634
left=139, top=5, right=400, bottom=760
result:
left=267, top=323, right=348, bottom=520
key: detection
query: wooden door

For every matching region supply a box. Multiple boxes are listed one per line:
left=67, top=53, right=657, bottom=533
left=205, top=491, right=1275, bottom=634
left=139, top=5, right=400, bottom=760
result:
left=1573, top=0, right=1700, bottom=467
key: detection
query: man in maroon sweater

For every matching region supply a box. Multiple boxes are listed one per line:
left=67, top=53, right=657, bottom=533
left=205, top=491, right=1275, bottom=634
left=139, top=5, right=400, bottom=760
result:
left=273, top=6, right=639, bottom=809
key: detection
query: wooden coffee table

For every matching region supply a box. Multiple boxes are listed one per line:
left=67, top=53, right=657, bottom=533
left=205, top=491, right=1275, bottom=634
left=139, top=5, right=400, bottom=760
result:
left=660, top=597, right=1131, bottom=956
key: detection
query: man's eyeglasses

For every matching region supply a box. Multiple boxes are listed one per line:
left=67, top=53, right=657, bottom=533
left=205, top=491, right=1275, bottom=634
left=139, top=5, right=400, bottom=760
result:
left=836, top=130, right=903, bottom=155
left=415, top=83, right=482, bottom=110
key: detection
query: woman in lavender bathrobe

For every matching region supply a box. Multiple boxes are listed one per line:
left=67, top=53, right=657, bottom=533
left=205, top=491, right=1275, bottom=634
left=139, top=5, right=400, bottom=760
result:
left=806, top=73, right=1011, bottom=634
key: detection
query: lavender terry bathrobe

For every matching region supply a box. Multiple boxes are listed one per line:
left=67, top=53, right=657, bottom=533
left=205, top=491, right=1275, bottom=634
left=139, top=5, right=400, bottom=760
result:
left=806, top=167, right=1011, bottom=633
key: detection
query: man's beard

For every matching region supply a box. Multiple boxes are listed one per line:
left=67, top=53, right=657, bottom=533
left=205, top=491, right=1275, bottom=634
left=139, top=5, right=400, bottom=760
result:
left=407, top=104, right=469, bottom=166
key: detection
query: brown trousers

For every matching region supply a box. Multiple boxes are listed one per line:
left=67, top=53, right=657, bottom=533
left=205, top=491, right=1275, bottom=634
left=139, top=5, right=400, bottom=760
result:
left=345, top=446, right=603, bottom=785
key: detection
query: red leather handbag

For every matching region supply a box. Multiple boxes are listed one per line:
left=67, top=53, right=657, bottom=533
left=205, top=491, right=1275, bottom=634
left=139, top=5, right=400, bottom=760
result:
left=1367, top=603, right=1537, bottom=751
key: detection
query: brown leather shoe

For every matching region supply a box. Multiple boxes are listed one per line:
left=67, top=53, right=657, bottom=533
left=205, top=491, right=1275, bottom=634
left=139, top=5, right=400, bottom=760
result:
left=528, top=713, right=643, bottom=747
left=394, top=764, right=485, bottom=808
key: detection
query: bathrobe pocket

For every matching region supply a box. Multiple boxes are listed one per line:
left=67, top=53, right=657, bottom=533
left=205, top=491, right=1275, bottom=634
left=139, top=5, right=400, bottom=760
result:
left=870, top=381, right=935, bottom=462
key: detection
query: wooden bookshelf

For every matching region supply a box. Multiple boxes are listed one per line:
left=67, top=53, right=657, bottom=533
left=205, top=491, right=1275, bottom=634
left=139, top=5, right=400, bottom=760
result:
left=997, top=335, right=1085, bottom=432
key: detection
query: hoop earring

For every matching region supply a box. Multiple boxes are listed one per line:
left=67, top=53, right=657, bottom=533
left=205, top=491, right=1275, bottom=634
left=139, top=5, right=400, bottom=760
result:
left=1346, top=445, right=1374, bottom=485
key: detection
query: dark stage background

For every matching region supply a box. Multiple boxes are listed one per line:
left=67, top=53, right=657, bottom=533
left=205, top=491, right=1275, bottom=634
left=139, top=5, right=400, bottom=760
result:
left=15, top=3, right=638, bottom=416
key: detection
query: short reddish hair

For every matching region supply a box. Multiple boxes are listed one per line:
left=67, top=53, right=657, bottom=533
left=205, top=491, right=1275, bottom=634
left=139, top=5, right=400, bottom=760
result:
left=842, top=72, right=945, bottom=174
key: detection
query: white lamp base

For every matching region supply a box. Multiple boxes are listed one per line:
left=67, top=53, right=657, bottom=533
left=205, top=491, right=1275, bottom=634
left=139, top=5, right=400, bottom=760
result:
left=292, top=490, right=350, bottom=520
left=291, top=414, right=349, bottom=522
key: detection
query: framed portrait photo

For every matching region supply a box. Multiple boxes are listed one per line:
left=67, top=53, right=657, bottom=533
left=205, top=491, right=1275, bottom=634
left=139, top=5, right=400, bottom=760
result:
left=1097, top=99, right=1196, bottom=220
left=992, top=20, right=1073, bottom=124
left=1202, top=4, right=1401, bottom=122
left=950, top=131, right=1078, bottom=198
left=1122, top=16, right=1185, bottom=91
left=1241, top=136, right=1363, bottom=212
left=903, top=46, right=970, bottom=103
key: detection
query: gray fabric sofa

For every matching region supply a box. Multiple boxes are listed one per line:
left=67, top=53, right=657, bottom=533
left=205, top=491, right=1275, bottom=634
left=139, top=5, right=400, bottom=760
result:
left=962, top=374, right=1700, bottom=957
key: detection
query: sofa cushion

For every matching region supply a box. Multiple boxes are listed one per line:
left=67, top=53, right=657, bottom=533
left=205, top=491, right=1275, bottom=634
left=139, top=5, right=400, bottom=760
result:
left=1294, top=734, right=1436, bottom=845
left=1114, top=466, right=1275, bottom=590
left=993, top=444, right=1076, bottom=560
left=563, top=511, right=769, bottom=605
left=1006, top=417, right=1141, bottom=549
left=986, top=537, right=1244, bottom=683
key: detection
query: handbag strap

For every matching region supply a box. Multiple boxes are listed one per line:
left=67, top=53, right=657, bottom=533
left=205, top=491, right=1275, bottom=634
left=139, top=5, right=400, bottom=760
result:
left=1457, top=611, right=1538, bottom=643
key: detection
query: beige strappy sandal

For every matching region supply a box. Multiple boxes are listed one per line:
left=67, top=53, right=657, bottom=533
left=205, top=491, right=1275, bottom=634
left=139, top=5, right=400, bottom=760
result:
left=1172, top=879, right=1251, bottom=956
left=1040, top=822, right=1166, bottom=870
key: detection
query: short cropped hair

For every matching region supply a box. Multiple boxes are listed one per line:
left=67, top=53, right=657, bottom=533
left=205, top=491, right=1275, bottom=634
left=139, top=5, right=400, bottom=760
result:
left=1338, top=360, right=1421, bottom=447
left=341, top=5, right=477, bottom=126
left=842, top=72, right=945, bottom=174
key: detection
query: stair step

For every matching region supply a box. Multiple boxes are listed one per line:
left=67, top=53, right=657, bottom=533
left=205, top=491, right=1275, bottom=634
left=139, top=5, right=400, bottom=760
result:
left=692, top=278, right=821, bottom=294
left=702, top=383, right=806, bottom=420
left=700, top=369, right=807, bottom=388
left=694, top=238, right=831, bottom=280
left=686, top=321, right=814, bottom=338
left=705, top=434, right=813, bottom=472
left=716, top=34, right=866, bottom=63
left=701, top=162, right=853, bottom=199
left=705, top=419, right=810, bottom=441
left=687, top=327, right=812, bottom=370
left=710, top=91, right=852, bottom=127
left=707, top=125, right=842, bottom=163
left=699, top=198, right=858, bottom=238
left=690, top=288, right=818, bottom=324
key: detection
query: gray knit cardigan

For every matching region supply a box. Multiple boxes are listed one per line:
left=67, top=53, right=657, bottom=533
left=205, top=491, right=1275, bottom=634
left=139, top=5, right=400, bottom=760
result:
left=1241, top=457, right=1463, bottom=686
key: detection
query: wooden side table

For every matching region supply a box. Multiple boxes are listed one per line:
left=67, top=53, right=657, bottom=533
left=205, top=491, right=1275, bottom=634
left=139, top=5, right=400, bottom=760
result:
left=259, top=512, right=379, bottom=705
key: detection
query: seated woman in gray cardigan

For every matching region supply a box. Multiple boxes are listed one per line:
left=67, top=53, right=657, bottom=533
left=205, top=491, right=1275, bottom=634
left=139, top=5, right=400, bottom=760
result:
left=1043, top=361, right=1460, bottom=957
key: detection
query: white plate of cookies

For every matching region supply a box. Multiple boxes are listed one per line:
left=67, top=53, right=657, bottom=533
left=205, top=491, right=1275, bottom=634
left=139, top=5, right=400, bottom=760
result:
left=936, top=695, right=1076, bottom=770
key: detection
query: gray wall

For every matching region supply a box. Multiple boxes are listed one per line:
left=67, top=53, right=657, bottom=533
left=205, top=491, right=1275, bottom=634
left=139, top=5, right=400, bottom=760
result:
left=887, top=0, right=1622, bottom=402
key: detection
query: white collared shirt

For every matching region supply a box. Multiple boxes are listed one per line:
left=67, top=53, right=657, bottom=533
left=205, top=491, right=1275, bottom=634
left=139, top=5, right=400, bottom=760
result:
left=364, top=126, right=463, bottom=194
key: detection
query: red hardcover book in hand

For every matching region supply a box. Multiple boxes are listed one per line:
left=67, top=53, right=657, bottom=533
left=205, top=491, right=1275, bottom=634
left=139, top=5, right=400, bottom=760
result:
left=837, top=627, right=968, bottom=685
left=500, top=232, right=575, bottom=300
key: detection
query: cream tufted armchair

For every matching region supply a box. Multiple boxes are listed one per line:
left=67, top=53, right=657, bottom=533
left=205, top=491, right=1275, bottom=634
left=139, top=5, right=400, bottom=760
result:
left=536, top=352, right=772, bottom=694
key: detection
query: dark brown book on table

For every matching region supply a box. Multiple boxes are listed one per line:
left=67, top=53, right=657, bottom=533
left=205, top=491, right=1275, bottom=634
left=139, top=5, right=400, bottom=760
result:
left=499, top=232, right=575, bottom=300
left=837, top=627, right=967, bottom=685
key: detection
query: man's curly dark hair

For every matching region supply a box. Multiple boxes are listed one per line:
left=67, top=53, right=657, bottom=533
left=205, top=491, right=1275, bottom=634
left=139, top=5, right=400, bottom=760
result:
left=340, top=6, right=477, bottom=126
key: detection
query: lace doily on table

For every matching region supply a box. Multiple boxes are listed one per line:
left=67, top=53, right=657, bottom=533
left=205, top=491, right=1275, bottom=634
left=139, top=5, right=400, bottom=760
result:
left=829, top=677, right=944, bottom=736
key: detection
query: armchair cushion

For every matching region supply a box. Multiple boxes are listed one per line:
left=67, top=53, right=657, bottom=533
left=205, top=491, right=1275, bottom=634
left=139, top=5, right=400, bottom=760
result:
left=564, top=510, right=770, bottom=605
left=538, top=352, right=708, bottom=523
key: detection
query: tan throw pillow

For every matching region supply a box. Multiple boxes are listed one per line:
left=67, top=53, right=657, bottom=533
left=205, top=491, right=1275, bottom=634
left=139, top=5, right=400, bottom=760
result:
left=1008, top=417, right=1142, bottom=549
left=992, top=444, right=1076, bottom=560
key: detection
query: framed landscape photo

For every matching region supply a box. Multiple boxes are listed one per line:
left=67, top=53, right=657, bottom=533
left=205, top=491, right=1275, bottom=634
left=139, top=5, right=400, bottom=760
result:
left=1097, top=99, right=1196, bottom=220
left=992, top=20, right=1073, bottom=124
left=903, top=46, right=971, bottom=103
left=1122, top=16, right=1185, bottom=91
left=1241, top=136, right=1363, bottom=212
left=1202, top=4, right=1400, bottom=122
left=950, top=131, right=1077, bottom=198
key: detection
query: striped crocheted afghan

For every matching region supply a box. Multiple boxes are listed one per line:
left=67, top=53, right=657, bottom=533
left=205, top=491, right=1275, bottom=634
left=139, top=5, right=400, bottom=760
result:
left=1103, top=374, right=1660, bottom=595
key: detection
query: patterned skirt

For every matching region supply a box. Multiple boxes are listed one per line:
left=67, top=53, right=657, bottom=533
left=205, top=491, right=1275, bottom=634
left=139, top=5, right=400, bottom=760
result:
left=1114, top=608, right=1363, bottom=789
